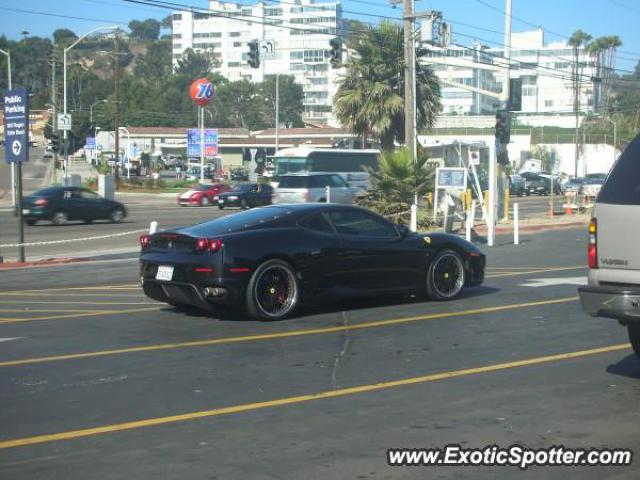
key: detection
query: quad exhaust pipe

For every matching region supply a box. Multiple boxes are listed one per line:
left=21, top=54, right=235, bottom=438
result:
left=203, top=287, right=226, bottom=298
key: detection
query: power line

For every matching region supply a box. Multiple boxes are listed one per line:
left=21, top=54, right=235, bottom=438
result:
left=0, top=5, right=128, bottom=25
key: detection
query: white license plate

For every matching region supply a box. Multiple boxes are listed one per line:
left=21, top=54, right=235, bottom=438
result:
left=156, top=265, right=174, bottom=281
left=22, top=209, right=30, bottom=214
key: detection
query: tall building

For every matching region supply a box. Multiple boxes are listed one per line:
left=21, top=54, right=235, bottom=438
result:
left=423, top=28, right=602, bottom=116
left=171, top=0, right=342, bottom=125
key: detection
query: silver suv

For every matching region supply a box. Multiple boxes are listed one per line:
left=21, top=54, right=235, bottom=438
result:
left=579, top=136, right=640, bottom=356
left=273, top=173, right=353, bottom=204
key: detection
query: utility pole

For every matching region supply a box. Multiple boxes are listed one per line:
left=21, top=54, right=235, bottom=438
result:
left=50, top=51, right=57, bottom=184
left=403, top=0, right=417, bottom=231
left=275, top=73, right=279, bottom=153
left=114, top=36, right=120, bottom=189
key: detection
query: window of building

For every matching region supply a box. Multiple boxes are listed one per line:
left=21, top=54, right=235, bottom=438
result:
left=303, top=49, right=325, bottom=63
left=173, top=43, right=182, bottom=50
left=193, top=32, right=222, bottom=39
left=233, top=42, right=242, bottom=47
left=242, top=8, right=252, bottom=16
left=264, top=7, right=282, bottom=16
left=172, top=13, right=182, bottom=20
left=228, top=62, right=241, bottom=68
left=172, top=34, right=182, bottom=39
left=544, top=100, right=554, bottom=107
left=229, top=32, right=241, bottom=37
left=290, top=63, right=305, bottom=71
left=290, top=51, right=303, bottom=59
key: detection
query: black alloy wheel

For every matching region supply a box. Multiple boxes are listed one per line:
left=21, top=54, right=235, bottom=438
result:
left=426, top=250, right=466, bottom=301
left=246, top=259, right=300, bottom=320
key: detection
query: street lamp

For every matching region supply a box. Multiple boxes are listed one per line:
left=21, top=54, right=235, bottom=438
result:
left=0, top=48, right=14, bottom=207
left=90, top=99, right=108, bottom=124
left=603, top=116, right=617, bottom=164
left=63, top=25, right=118, bottom=181
left=118, top=126, right=130, bottom=179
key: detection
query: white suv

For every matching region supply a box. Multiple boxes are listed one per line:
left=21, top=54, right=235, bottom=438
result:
left=579, top=135, right=640, bottom=356
left=273, top=173, right=353, bottom=204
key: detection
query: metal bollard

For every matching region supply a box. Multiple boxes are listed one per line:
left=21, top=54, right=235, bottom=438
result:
left=514, top=203, right=519, bottom=245
left=149, top=221, right=158, bottom=234
left=466, top=200, right=476, bottom=242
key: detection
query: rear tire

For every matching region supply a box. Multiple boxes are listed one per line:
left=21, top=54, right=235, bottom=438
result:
left=218, top=205, right=224, bottom=210
left=246, top=259, right=300, bottom=320
left=628, top=324, right=640, bottom=358
left=241, top=198, right=248, bottom=209
left=426, top=249, right=466, bottom=301
left=26, top=219, right=36, bottom=226
left=52, top=211, right=67, bottom=225
left=200, top=196, right=210, bottom=207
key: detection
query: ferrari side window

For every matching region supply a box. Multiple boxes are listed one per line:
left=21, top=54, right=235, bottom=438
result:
left=299, top=213, right=334, bottom=233
left=327, top=210, right=397, bottom=237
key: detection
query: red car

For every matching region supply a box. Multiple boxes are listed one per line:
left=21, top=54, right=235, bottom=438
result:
left=178, top=184, right=230, bottom=207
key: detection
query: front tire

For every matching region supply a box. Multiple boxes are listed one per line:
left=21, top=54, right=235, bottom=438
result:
left=628, top=324, right=640, bottom=358
left=110, top=209, right=124, bottom=223
left=246, top=259, right=300, bottom=320
left=200, top=196, right=210, bottom=207
left=426, top=250, right=466, bottom=301
left=240, top=198, right=249, bottom=209
left=26, top=219, right=36, bottom=226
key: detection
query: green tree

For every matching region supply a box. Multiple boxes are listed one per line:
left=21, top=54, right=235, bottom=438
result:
left=260, top=75, right=304, bottom=128
left=334, top=20, right=441, bottom=151
left=128, top=19, right=161, bottom=42
left=52, top=28, right=78, bottom=47
left=214, top=80, right=269, bottom=130
left=356, top=148, right=434, bottom=225
left=133, top=37, right=172, bottom=87
left=176, top=48, right=217, bottom=78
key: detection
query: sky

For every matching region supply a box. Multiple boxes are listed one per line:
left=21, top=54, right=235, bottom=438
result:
left=0, top=0, right=638, bottom=72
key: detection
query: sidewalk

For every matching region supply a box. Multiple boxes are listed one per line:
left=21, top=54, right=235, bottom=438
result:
left=467, top=211, right=589, bottom=237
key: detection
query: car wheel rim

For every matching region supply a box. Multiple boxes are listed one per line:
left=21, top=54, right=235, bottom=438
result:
left=254, top=265, right=297, bottom=318
left=431, top=253, right=464, bottom=298
left=54, top=212, right=66, bottom=224
left=202, top=197, right=209, bottom=206
left=112, top=210, right=123, bottom=222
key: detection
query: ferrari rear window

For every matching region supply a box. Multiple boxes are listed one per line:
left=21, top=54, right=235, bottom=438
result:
left=183, top=207, right=293, bottom=235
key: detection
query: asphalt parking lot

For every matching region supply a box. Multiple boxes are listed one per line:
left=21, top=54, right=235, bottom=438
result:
left=0, top=226, right=638, bottom=479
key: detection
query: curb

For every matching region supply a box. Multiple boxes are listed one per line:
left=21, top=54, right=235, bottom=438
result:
left=0, top=257, right=90, bottom=270
left=473, top=221, right=587, bottom=236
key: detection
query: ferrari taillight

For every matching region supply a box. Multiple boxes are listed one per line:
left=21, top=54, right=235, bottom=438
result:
left=588, top=218, right=597, bottom=269
left=195, top=238, right=222, bottom=253
left=139, top=234, right=151, bottom=249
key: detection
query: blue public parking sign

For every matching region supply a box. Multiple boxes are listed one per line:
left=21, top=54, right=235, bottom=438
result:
left=3, top=88, right=29, bottom=163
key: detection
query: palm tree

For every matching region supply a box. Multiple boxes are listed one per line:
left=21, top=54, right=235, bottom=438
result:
left=334, top=21, right=441, bottom=151
left=356, top=148, right=434, bottom=225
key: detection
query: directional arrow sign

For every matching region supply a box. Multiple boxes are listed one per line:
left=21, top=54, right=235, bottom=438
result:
left=520, top=276, right=587, bottom=288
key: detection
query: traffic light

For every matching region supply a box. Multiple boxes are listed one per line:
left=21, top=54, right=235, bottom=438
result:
left=495, top=109, right=511, bottom=145
left=509, top=78, right=522, bottom=112
left=329, top=37, right=342, bottom=68
left=51, top=133, right=61, bottom=154
left=247, top=40, right=260, bottom=69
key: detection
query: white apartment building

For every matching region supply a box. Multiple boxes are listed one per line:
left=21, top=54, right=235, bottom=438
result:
left=171, top=0, right=343, bottom=125
left=424, top=28, right=601, bottom=117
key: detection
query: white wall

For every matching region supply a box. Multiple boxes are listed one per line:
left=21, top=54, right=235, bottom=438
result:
left=538, top=143, right=619, bottom=177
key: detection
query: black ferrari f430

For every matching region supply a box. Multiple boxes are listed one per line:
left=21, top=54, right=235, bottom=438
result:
left=139, top=204, right=485, bottom=320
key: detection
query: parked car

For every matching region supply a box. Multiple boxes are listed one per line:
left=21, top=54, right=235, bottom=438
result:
left=217, top=183, right=273, bottom=209
left=581, top=175, right=606, bottom=198
left=139, top=204, right=486, bottom=320
left=508, top=174, right=525, bottom=197
left=273, top=173, right=353, bottom=204
left=564, top=177, right=586, bottom=194
left=520, top=172, right=562, bottom=196
left=578, top=134, right=640, bottom=357
left=178, top=183, right=230, bottom=207
left=22, top=186, right=127, bottom=226
left=229, top=168, right=249, bottom=181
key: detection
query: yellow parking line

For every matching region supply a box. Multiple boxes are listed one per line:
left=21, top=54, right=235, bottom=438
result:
left=486, top=266, right=586, bottom=278
left=0, top=292, right=143, bottom=298
left=0, top=342, right=628, bottom=450
left=0, top=285, right=139, bottom=294
left=0, top=309, right=106, bottom=314
left=0, top=307, right=160, bottom=325
left=0, top=301, right=157, bottom=306
left=0, top=296, right=578, bottom=367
